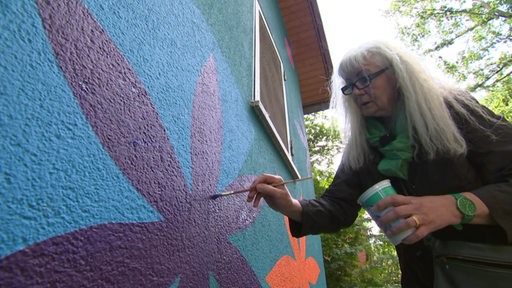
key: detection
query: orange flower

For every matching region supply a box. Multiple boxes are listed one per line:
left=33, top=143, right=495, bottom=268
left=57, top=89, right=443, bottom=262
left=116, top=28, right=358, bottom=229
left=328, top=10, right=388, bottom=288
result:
left=266, top=215, right=320, bottom=287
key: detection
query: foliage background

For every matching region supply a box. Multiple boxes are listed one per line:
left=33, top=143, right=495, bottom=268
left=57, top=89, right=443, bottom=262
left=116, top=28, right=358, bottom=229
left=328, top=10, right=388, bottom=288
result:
left=385, top=0, right=511, bottom=120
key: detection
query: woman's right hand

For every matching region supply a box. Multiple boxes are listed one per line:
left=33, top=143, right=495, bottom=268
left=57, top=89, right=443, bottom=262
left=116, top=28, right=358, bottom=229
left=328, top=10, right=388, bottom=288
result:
left=247, top=174, right=303, bottom=221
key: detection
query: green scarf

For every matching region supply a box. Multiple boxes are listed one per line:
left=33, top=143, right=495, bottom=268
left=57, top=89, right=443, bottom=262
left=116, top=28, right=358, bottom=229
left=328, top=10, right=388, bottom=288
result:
left=365, top=114, right=412, bottom=179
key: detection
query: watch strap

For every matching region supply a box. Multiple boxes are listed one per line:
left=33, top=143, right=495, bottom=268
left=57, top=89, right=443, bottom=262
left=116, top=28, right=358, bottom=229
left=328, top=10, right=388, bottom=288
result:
left=450, top=193, right=476, bottom=229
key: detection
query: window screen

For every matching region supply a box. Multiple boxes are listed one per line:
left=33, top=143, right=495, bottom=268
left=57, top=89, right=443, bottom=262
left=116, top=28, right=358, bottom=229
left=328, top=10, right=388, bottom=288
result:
left=253, top=2, right=300, bottom=178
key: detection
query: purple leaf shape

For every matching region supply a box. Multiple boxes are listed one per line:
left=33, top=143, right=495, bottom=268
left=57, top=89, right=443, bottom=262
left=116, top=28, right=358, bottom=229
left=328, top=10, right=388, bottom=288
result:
left=0, top=0, right=262, bottom=287
left=192, top=54, right=223, bottom=196
left=296, top=119, right=312, bottom=177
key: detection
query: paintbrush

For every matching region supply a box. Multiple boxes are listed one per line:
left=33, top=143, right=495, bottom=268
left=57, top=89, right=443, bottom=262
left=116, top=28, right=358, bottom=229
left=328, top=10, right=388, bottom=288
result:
left=210, top=176, right=312, bottom=199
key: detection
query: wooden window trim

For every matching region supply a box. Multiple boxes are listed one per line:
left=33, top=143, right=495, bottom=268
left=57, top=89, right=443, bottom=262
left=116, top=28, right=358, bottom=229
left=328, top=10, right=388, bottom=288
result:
left=253, top=1, right=300, bottom=179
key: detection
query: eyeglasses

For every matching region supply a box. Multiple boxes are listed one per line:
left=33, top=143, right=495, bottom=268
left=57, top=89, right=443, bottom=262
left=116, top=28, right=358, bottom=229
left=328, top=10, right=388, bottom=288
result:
left=341, top=67, right=389, bottom=95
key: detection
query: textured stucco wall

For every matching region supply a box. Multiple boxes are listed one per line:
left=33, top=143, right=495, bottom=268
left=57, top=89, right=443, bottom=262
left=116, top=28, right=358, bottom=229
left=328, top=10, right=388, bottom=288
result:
left=0, top=0, right=326, bottom=287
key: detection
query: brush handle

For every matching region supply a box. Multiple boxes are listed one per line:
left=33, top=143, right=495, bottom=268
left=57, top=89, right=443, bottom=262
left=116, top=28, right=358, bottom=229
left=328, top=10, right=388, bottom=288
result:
left=219, top=176, right=312, bottom=196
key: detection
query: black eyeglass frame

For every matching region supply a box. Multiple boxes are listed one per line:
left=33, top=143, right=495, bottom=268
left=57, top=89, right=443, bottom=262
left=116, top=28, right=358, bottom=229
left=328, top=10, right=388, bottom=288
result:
left=341, top=66, right=389, bottom=96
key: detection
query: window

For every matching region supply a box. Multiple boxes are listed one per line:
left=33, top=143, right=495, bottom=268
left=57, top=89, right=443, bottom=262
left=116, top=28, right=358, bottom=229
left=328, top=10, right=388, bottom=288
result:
left=253, top=2, right=300, bottom=178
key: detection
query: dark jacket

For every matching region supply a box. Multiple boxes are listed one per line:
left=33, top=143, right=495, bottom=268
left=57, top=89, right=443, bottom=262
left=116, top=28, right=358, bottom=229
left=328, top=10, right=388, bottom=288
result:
left=290, top=101, right=512, bottom=287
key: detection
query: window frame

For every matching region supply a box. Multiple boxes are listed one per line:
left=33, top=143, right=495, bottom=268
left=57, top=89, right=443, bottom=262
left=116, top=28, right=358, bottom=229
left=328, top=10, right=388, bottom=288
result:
left=252, top=1, right=300, bottom=179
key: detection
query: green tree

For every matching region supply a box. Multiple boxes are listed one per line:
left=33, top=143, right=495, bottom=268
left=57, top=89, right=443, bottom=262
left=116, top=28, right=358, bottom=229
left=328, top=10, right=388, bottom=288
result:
left=385, top=0, right=512, bottom=118
left=305, top=112, right=400, bottom=287
left=482, top=76, right=512, bottom=121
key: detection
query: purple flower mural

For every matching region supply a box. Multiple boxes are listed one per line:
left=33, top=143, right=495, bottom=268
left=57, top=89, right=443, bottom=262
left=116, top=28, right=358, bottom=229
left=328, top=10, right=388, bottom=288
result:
left=296, top=118, right=312, bottom=177
left=0, top=0, right=261, bottom=287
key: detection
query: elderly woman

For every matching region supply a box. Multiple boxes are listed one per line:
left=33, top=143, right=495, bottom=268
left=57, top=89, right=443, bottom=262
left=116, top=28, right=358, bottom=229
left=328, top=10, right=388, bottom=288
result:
left=248, top=41, right=512, bottom=287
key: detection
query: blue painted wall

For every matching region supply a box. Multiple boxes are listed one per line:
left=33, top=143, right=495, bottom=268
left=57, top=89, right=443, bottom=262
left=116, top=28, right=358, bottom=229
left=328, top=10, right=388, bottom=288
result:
left=0, top=0, right=326, bottom=286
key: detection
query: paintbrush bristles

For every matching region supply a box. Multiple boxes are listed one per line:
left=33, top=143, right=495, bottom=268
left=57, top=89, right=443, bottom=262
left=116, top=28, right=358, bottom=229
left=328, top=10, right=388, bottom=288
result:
left=210, top=176, right=312, bottom=199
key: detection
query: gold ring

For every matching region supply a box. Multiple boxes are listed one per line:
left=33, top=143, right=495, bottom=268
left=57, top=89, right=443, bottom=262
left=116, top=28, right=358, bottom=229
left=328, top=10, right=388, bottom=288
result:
left=410, top=215, right=420, bottom=228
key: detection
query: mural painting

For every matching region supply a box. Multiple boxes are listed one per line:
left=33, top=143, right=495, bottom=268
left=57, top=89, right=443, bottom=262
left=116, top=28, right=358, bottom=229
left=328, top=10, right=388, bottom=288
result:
left=1, top=0, right=262, bottom=286
left=266, top=213, right=320, bottom=287
left=0, top=0, right=326, bottom=286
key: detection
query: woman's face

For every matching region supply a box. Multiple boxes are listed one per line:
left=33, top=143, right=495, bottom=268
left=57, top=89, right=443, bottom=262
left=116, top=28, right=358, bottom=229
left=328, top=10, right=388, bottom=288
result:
left=343, top=59, right=398, bottom=118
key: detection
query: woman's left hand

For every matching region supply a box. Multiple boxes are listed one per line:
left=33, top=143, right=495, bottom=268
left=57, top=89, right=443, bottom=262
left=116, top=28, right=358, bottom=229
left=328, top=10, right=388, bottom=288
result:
left=373, top=194, right=462, bottom=244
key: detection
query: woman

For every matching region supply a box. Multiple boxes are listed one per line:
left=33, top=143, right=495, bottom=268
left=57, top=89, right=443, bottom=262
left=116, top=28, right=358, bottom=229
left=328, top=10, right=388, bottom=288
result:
left=247, top=40, right=512, bottom=287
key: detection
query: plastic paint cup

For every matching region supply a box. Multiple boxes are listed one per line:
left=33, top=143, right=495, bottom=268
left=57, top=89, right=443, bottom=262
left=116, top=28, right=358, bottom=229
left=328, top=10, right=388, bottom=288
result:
left=357, top=179, right=415, bottom=245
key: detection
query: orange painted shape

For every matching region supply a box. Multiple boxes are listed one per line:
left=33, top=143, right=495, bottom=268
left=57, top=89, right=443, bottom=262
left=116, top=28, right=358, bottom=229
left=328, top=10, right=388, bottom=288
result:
left=266, top=211, right=320, bottom=288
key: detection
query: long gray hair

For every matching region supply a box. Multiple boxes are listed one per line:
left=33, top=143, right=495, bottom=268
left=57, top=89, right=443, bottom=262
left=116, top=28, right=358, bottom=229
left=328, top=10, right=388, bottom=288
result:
left=330, top=40, right=490, bottom=170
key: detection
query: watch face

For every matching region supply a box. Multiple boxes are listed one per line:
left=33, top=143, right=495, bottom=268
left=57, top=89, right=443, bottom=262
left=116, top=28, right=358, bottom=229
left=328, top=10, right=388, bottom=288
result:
left=458, top=197, right=477, bottom=216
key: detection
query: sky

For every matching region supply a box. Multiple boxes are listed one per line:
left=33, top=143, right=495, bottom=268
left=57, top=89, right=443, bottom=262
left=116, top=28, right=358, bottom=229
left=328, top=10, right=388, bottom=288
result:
left=317, top=0, right=397, bottom=69
left=316, top=0, right=457, bottom=87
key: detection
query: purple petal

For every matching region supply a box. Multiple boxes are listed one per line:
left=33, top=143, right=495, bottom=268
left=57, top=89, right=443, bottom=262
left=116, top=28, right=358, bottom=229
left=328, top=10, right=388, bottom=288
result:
left=211, top=242, right=261, bottom=287
left=36, top=0, right=188, bottom=218
left=209, top=175, right=262, bottom=233
left=296, top=120, right=312, bottom=176
left=0, top=223, right=181, bottom=287
left=191, top=55, right=223, bottom=196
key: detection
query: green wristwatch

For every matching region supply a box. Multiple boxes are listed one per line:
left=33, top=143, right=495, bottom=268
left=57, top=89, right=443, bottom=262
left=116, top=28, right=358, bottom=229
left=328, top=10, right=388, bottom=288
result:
left=450, top=193, right=476, bottom=230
